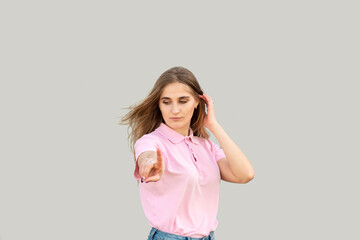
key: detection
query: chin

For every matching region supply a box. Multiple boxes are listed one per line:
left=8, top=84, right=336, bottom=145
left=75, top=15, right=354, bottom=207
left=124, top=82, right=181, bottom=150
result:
left=167, top=121, right=187, bottom=128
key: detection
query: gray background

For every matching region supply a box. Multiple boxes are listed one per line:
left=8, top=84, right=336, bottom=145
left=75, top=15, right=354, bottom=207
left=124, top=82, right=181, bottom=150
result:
left=0, top=0, right=359, bottom=239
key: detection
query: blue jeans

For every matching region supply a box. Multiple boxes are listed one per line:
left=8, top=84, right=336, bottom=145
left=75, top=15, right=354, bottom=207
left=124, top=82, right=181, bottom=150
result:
left=147, top=227, right=215, bottom=240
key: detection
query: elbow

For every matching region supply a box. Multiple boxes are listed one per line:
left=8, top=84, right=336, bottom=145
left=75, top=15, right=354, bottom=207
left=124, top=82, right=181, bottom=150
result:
left=236, top=171, right=255, bottom=184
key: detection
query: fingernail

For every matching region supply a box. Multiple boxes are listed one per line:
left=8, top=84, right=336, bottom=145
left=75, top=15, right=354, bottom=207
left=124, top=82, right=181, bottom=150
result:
left=141, top=176, right=145, bottom=183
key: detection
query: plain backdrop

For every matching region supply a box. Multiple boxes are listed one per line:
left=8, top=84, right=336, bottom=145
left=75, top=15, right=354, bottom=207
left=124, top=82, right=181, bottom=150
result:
left=0, top=0, right=359, bottom=239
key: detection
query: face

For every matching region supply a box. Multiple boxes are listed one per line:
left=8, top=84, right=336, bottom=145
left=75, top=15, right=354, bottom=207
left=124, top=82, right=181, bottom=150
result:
left=159, top=82, right=199, bottom=136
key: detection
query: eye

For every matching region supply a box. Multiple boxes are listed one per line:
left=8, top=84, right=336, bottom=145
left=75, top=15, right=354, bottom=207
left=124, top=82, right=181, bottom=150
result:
left=162, top=101, right=188, bottom=105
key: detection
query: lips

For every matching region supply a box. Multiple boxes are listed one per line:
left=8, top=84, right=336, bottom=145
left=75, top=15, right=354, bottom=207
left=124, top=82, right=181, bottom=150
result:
left=170, top=117, right=182, bottom=120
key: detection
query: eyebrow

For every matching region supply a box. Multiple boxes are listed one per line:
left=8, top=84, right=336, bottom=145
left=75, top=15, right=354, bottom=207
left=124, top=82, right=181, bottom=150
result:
left=160, top=96, right=190, bottom=100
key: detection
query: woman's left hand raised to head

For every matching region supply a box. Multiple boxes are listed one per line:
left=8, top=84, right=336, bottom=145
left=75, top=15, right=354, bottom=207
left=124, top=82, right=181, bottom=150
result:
left=199, top=93, right=219, bottom=131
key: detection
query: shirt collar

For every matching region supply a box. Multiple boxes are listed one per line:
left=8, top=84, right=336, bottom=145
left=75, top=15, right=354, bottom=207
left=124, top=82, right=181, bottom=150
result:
left=155, top=122, right=199, bottom=145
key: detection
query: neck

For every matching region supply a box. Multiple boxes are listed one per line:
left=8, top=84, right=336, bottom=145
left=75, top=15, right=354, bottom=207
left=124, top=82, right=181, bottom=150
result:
left=165, top=123, right=190, bottom=136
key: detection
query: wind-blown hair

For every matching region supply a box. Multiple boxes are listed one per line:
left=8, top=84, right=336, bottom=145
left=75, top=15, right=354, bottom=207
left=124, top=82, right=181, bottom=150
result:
left=119, top=66, right=210, bottom=157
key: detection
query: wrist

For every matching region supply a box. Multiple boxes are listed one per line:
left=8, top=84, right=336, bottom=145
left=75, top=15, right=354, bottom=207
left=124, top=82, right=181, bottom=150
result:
left=207, top=122, right=221, bottom=133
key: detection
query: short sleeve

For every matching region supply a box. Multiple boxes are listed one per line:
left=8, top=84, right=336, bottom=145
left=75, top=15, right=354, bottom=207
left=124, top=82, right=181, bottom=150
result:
left=209, top=139, right=226, bottom=162
left=133, top=134, right=159, bottom=180
left=134, top=134, right=159, bottom=161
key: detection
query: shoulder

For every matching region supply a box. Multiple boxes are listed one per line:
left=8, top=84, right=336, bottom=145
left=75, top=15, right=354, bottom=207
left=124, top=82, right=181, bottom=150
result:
left=135, top=131, right=160, bottom=146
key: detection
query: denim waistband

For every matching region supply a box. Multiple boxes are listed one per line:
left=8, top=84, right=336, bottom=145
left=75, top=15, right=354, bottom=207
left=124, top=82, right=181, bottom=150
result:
left=147, top=227, right=215, bottom=240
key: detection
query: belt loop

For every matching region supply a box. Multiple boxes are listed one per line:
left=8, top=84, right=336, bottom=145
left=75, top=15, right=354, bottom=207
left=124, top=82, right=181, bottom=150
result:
left=148, top=227, right=158, bottom=240
left=209, top=231, right=213, bottom=240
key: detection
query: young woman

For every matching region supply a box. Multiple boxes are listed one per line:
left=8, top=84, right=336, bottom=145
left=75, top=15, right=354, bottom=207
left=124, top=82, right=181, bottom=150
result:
left=120, top=66, right=254, bottom=240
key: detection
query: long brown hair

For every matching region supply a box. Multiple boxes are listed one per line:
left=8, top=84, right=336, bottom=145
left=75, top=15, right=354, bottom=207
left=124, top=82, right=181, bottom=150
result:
left=119, top=66, right=210, bottom=156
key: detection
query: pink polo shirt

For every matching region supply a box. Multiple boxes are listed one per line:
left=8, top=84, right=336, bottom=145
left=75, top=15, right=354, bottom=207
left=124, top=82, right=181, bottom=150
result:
left=134, top=122, right=226, bottom=238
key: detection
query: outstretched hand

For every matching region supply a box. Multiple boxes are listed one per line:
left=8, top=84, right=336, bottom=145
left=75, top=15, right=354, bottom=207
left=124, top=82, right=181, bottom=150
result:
left=139, top=148, right=164, bottom=183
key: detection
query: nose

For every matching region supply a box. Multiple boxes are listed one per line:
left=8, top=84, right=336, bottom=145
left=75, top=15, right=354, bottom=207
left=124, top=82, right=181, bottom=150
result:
left=171, top=103, right=180, bottom=114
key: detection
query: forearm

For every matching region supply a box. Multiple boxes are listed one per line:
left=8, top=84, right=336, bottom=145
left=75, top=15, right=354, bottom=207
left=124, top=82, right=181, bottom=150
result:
left=209, top=122, right=254, bottom=180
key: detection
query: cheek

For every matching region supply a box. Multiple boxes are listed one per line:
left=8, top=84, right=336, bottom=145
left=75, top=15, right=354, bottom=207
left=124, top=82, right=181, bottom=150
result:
left=185, top=105, right=195, bottom=114
left=159, top=105, right=169, bottom=115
